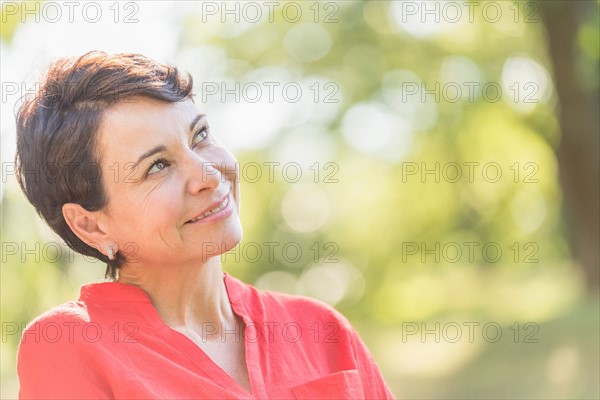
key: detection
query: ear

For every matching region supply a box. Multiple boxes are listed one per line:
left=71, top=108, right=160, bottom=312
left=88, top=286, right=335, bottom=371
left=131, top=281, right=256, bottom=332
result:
left=62, top=203, right=112, bottom=256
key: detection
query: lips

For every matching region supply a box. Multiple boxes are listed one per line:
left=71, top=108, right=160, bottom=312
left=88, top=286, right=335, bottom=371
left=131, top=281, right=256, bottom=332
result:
left=186, top=191, right=231, bottom=223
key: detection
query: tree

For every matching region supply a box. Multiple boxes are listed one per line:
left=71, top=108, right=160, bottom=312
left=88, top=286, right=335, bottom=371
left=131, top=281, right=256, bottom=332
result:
left=539, top=1, right=600, bottom=292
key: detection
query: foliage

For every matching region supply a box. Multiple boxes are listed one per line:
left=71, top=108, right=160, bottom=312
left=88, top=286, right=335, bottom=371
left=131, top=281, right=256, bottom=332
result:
left=1, top=1, right=598, bottom=398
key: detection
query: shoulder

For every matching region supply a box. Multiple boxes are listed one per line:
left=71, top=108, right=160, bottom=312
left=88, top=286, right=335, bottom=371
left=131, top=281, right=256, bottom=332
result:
left=17, top=302, right=115, bottom=398
left=18, top=301, right=90, bottom=352
left=267, top=290, right=350, bottom=325
left=17, top=301, right=92, bottom=380
left=22, top=300, right=90, bottom=329
left=229, top=274, right=353, bottom=331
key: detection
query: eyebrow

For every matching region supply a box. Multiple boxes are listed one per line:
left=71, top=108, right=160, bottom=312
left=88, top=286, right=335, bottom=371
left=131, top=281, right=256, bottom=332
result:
left=189, top=114, right=205, bottom=132
left=132, top=114, right=207, bottom=170
left=133, top=145, right=167, bottom=169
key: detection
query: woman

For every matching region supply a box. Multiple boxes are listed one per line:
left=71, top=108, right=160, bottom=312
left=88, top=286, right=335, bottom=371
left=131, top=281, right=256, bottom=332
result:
left=15, top=51, right=394, bottom=399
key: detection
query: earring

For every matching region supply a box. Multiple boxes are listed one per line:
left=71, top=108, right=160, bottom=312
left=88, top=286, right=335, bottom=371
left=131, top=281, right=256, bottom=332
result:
left=107, top=245, right=115, bottom=261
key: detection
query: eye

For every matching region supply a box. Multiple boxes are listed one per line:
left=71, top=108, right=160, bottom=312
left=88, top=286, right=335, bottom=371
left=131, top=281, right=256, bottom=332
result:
left=147, top=158, right=170, bottom=176
left=192, top=128, right=209, bottom=147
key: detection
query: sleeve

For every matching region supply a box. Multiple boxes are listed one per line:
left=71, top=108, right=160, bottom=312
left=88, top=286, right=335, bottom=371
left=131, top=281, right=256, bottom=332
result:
left=17, top=314, right=112, bottom=400
left=350, top=327, right=396, bottom=399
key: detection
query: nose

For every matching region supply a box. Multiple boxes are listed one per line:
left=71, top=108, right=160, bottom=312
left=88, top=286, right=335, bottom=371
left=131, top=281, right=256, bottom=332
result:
left=184, top=152, right=221, bottom=195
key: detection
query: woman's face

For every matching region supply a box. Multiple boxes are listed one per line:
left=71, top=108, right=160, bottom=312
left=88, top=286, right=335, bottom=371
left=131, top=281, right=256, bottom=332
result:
left=96, top=97, right=242, bottom=268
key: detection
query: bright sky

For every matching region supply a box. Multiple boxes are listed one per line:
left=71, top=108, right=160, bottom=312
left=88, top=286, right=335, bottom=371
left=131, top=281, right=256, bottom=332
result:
left=0, top=0, right=550, bottom=197
left=1, top=2, right=180, bottom=168
left=0, top=1, right=344, bottom=194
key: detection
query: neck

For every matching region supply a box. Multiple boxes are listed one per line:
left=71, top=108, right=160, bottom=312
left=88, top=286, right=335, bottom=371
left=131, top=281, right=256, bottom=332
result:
left=116, top=257, right=236, bottom=332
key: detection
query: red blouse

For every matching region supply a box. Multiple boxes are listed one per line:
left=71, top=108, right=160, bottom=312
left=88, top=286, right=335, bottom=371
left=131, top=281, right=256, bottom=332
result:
left=17, top=273, right=394, bottom=399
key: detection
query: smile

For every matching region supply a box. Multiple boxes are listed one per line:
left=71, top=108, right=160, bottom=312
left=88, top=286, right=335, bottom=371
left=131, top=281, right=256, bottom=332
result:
left=187, top=194, right=231, bottom=223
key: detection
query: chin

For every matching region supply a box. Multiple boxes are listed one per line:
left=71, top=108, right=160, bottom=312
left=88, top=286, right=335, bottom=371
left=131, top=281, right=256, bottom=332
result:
left=224, top=224, right=244, bottom=253
left=202, top=222, right=243, bottom=260
left=219, top=238, right=242, bottom=255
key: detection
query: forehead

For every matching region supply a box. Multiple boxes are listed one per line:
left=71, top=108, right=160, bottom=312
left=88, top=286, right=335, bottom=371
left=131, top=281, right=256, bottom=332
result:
left=101, top=97, right=197, bottom=135
left=97, top=97, right=198, bottom=162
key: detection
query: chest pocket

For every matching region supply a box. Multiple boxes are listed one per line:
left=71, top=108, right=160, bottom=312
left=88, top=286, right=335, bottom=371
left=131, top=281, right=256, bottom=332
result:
left=290, top=370, right=364, bottom=399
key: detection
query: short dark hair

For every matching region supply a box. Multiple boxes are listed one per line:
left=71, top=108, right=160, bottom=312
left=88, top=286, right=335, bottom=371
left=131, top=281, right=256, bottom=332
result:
left=15, top=51, right=194, bottom=280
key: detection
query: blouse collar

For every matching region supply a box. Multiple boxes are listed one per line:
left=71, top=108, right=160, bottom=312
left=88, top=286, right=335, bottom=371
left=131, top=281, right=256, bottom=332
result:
left=78, top=272, right=248, bottom=306
left=79, top=280, right=152, bottom=303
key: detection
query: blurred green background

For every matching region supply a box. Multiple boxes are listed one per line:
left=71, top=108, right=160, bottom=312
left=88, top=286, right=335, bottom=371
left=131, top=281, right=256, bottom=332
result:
left=1, top=1, right=598, bottom=398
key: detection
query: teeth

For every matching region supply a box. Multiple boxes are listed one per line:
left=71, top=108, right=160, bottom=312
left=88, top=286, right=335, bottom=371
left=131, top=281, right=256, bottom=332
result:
left=189, top=196, right=229, bottom=222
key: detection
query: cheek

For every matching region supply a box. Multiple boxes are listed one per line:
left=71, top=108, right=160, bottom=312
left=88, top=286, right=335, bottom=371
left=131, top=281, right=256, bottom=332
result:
left=105, top=180, right=183, bottom=235
left=107, top=194, right=185, bottom=259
